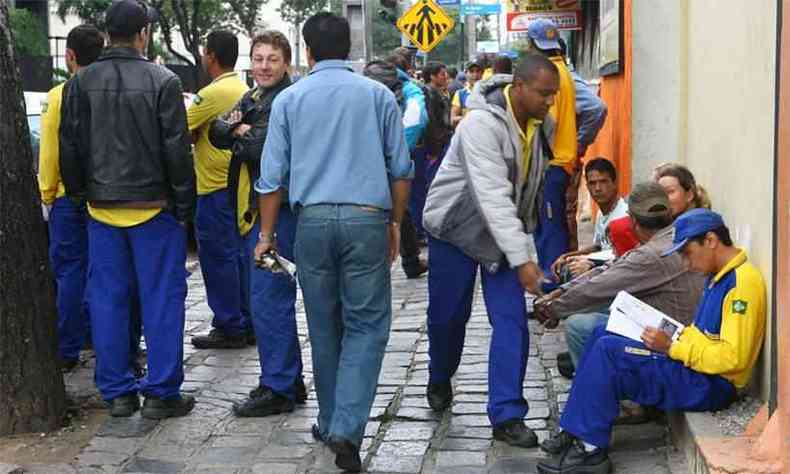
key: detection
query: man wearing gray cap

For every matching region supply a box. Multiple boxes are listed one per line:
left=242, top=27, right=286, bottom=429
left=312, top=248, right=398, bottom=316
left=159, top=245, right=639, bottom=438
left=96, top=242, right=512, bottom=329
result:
left=60, top=0, right=196, bottom=419
left=533, top=182, right=704, bottom=376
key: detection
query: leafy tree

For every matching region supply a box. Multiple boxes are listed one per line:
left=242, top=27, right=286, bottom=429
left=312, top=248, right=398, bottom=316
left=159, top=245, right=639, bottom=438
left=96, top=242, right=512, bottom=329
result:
left=55, top=0, right=111, bottom=28
left=9, top=8, right=48, bottom=56
left=226, top=0, right=269, bottom=40
left=278, top=0, right=328, bottom=66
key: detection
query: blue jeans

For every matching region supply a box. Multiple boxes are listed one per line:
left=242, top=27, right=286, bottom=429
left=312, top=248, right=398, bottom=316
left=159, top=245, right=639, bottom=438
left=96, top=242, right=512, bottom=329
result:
left=48, top=197, right=90, bottom=361
left=295, top=204, right=391, bottom=447
left=560, top=325, right=735, bottom=448
left=534, top=166, right=571, bottom=292
left=427, top=237, right=530, bottom=426
left=195, top=189, right=247, bottom=336
left=88, top=212, right=188, bottom=401
left=247, top=207, right=303, bottom=399
left=565, top=311, right=610, bottom=367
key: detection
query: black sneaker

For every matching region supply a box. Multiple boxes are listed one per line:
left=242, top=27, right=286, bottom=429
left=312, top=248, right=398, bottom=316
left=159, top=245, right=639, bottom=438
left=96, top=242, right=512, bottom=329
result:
left=191, top=329, right=246, bottom=349
left=404, top=261, right=429, bottom=279
left=541, top=430, right=576, bottom=455
left=328, top=437, right=362, bottom=472
left=109, top=393, right=140, bottom=417
left=493, top=418, right=538, bottom=448
left=557, top=352, right=575, bottom=379
left=245, top=327, right=256, bottom=346
left=233, top=386, right=294, bottom=417
left=141, top=395, right=196, bottom=419
left=426, top=382, right=453, bottom=411
left=537, top=441, right=611, bottom=474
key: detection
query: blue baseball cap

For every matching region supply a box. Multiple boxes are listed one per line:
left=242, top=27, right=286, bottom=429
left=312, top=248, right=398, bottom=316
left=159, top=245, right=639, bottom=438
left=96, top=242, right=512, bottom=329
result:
left=527, top=18, right=562, bottom=51
left=661, top=208, right=726, bottom=257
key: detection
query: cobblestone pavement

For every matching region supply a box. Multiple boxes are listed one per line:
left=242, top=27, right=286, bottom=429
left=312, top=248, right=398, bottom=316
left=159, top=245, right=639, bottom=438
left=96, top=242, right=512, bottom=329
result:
left=60, top=261, right=682, bottom=474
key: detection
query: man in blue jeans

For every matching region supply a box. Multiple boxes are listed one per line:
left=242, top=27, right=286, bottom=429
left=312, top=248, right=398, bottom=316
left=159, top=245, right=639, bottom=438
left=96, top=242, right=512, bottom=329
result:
left=422, top=55, right=556, bottom=448
left=255, top=13, right=411, bottom=472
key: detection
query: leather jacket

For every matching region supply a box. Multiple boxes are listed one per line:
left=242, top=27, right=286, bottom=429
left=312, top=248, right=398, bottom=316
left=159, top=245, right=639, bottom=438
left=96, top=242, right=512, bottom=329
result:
left=209, top=75, right=291, bottom=233
left=60, top=47, right=195, bottom=221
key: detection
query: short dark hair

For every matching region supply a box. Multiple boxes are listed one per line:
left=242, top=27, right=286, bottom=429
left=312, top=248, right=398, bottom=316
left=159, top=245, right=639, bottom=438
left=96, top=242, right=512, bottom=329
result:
left=585, top=157, right=617, bottom=182
left=67, top=24, right=104, bottom=66
left=513, top=53, right=558, bottom=85
left=447, top=67, right=458, bottom=78
left=494, top=56, right=513, bottom=74
left=206, top=30, right=238, bottom=69
left=423, top=61, right=446, bottom=82
left=386, top=53, right=410, bottom=72
left=302, top=12, right=350, bottom=62
left=691, top=225, right=733, bottom=247
left=250, top=30, right=292, bottom=64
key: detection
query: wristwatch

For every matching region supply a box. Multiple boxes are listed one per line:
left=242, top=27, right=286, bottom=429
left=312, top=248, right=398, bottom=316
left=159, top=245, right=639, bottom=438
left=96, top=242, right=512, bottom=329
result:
left=258, top=232, right=276, bottom=244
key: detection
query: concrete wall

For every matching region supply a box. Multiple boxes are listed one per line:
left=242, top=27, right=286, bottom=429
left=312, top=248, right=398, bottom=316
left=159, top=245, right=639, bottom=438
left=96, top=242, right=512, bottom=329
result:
left=631, top=0, right=777, bottom=397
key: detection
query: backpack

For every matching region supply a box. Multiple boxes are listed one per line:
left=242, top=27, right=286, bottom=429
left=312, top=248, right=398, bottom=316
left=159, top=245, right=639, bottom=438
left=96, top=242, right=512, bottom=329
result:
left=419, top=83, right=452, bottom=157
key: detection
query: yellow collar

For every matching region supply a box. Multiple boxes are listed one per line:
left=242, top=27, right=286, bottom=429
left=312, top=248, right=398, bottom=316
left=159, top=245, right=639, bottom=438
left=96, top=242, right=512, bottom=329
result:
left=503, top=84, right=541, bottom=137
left=212, top=71, right=238, bottom=84
left=712, top=249, right=748, bottom=284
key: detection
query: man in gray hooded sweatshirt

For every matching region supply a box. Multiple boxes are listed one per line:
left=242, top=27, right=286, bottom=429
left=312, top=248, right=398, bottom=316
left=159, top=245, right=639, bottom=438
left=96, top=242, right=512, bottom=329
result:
left=422, top=54, right=559, bottom=447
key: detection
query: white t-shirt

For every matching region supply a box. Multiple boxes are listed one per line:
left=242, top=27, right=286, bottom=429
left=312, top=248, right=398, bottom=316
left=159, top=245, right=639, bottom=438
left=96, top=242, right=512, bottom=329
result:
left=593, top=197, right=629, bottom=250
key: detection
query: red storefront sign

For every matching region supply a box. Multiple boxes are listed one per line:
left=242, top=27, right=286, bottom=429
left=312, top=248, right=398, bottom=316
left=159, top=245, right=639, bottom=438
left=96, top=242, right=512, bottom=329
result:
left=507, top=10, right=582, bottom=31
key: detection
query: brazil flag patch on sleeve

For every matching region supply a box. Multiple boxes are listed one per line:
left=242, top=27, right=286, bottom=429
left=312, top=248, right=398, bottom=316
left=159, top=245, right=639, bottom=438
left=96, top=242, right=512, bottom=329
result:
left=193, top=94, right=203, bottom=105
left=732, top=300, right=748, bottom=314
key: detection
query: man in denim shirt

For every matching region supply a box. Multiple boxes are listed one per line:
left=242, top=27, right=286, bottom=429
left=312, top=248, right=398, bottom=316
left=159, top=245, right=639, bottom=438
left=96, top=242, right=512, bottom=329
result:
left=255, top=12, right=412, bottom=473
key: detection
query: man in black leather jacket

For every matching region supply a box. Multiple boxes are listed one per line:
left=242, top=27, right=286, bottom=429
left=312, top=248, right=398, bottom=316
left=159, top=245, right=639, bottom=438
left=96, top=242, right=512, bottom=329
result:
left=209, top=31, right=307, bottom=418
left=59, top=0, right=196, bottom=420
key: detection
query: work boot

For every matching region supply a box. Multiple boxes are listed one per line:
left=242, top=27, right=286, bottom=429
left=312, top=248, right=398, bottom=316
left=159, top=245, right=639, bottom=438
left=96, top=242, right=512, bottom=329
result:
left=557, top=352, right=575, bottom=379
left=328, top=437, right=362, bottom=472
left=426, top=382, right=453, bottom=411
left=109, top=393, right=140, bottom=417
left=493, top=418, right=539, bottom=448
left=537, top=441, right=611, bottom=474
left=141, top=395, right=196, bottom=419
left=404, top=260, right=429, bottom=279
left=233, top=386, right=294, bottom=417
left=191, top=329, right=246, bottom=349
left=541, top=430, right=576, bottom=455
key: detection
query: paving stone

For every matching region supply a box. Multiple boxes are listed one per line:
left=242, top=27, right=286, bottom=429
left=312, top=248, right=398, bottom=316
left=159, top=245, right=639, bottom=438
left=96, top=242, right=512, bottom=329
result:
left=376, top=441, right=430, bottom=456
left=446, top=425, right=493, bottom=439
left=95, top=417, right=159, bottom=438
left=439, top=437, right=492, bottom=451
left=121, top=458, right=185, bottom=473
left=396, top=406, right=440, bottom=421
left=435, top=451, right=487, bottom=467
left=488, top=457, right=541, bottom=473
left=451, top=403, right=487, bottom=415
left=383, top=422, right=437, bottom=441
left=452, top=415, right=490, bottom=427
left=250, top=463, right=298, bottom=474
left=368, top=455, right=424, bottom=473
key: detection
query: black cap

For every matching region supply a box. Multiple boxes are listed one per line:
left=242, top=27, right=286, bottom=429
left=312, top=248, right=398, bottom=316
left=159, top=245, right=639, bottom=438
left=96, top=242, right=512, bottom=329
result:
left=105, top=0, right=158, bottom=38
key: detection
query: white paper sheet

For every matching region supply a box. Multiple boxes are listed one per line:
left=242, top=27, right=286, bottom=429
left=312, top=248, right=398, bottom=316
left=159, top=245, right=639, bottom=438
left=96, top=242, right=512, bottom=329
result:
left=585, top=249, right=615, bottom=263
left=606, top=291, right=685, bottom=342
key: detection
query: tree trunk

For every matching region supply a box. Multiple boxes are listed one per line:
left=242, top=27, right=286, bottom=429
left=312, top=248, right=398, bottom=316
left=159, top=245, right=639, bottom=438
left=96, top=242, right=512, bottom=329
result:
left=294, top=21, right=301, bottom=69
left=0, top=2, right=67, bottom=436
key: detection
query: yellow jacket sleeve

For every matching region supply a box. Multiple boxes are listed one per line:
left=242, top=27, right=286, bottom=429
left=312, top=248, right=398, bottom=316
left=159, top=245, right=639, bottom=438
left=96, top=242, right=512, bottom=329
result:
left=548, top=57, right=577, bottom=171
left=38, top=85, right=64, bottom=205
left=452, top=91, right=461, bottom=108
left=187, top=87, right=222, bottom=132
left=668, top=267, right=766, bottom=388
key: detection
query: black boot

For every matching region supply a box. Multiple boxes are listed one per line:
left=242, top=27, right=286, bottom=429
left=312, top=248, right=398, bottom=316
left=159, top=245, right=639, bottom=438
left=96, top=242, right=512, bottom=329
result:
left=541, top=430, right=576, bottom=455
left=557, top=351, right=575, bottom=379
left=328, top=437, right=362, bottom=472
left=493, top=418, right=538, bottom=448
left=537, top=440, right=611, bottom=474
left=109, top=393, right=140, bottom=417
left=295, top=379, right=308, bottom=404
left=191, top=329, right=246, bottom=349
left=234, top=386, right=294, bottom=417
left=141, top=395, right=195, bottom=419
left=426, top=382, right=453, bottom=411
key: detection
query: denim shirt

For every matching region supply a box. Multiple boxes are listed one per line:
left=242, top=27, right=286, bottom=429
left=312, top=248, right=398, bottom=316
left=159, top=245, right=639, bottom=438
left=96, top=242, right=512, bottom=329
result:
left=256, top=60, right=413, bottom=210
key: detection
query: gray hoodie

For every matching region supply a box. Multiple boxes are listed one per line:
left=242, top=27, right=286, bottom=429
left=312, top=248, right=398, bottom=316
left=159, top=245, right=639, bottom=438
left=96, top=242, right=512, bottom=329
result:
left=422, top=74, right=556, bottom=272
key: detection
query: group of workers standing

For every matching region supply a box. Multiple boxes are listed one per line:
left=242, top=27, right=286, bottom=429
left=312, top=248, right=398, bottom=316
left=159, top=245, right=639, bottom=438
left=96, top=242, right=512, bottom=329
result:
left=36, top=2, right=768, bottom=472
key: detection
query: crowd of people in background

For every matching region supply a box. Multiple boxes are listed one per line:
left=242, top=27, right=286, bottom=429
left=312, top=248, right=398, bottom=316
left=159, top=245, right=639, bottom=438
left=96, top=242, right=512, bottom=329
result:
left=37, top=2, right=768, bottom=473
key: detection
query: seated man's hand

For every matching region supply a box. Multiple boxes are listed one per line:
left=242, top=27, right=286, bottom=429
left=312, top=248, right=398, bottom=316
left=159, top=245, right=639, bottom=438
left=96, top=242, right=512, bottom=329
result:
left=518, top=261, right=543, bottom=295
left=550, top=253, right=571, bottom=277
left=567, top=257, right=594, bottom=277
left=641, top=326, right=672, bottom=353
left=533, top=297, right=560, bottom=329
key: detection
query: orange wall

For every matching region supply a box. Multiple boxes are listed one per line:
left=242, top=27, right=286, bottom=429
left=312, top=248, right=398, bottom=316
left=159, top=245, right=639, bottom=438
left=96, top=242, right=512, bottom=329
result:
left=583, top=0, right=632, bottom=196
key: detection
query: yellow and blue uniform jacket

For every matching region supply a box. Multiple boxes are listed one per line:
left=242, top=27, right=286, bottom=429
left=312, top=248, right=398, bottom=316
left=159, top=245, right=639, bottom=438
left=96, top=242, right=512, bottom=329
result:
left=547, top=56, right=577, bottom=174
left=669, top=250, right=766, bottom=389
left=38, top=83, right=67, bottom=205
left=187, top=71, right=249, bottom=195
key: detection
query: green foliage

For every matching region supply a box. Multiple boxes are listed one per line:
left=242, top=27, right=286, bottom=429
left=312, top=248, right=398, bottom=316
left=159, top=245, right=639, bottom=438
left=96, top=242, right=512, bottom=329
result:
left=55, top=0, right=111, bottom=27
left=9, top=8, right=48, bottom=56
left=52, top=67, right=70, bottom=85
left=278, top=0, right=328, bottom=27
left=423, top=8, right=463, bottom=68
left=370, top=0, right=403, bottom=58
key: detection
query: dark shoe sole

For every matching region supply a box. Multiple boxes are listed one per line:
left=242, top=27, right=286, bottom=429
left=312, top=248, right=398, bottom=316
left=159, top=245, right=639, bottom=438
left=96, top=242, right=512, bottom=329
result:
left=536, top=458, right=612, bottom=474
left=232, top=402, right=294, bottom=418
left=329, top=440, right=362, bottom=472
left=109, top=399, right=140, bottom=417
left=141, top=397, right=196, bottom=420
left=493, top=429, right=539, bottom=448
left=191, top=340, right=247, bottom=349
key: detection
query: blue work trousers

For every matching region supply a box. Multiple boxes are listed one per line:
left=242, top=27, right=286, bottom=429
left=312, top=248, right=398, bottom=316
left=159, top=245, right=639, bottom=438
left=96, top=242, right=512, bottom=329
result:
left=195, top=189, right=247, bottom=336
left=88, top=212, right=188, bottom=401
left=534, top=166, right=571, bottom=291
left=246, top=207, right=303, bottom=399
left=48, top=197, right=90, bottom=361
left=409, top=146, right=427, bottom=238
left=427, top=237, right=530, bottom=426
left=295, top=204, right=391, bottom=448
left=560, top=326, right=736, bottom=448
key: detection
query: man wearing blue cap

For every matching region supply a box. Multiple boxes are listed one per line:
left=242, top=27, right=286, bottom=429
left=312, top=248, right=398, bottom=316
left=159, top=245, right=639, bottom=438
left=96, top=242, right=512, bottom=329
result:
left=536, top=208, right=767, bottom=474
left=526, top=19, right=607, bottom=289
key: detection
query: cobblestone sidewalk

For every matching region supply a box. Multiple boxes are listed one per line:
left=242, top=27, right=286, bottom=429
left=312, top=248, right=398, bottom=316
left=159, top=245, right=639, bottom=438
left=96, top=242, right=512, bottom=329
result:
left=56, top=262, right=681, bottom=474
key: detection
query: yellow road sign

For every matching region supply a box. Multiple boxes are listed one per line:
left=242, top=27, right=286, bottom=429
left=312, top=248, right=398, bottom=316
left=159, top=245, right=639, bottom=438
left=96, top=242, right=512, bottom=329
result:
left=396, top=0, right=455, bottom=53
